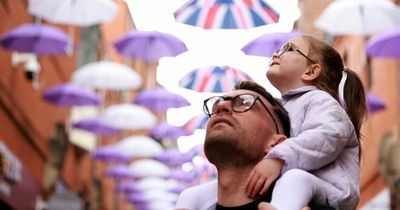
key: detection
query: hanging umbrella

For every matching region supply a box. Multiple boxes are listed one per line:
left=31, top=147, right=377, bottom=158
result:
left=149, top=122, right=191, bottom=141
left=0, top=23, right=69, bottom=55
left=174, top=0, right=280, bottom=29
left=42, top=83, right=101, bottom=107
left=135, top=177, right=175, bottom=191
left=116, top=182, right=141, bottom=194
left=166, top=168, right=196, bottom=182
left=154, top=148, right=192, bottom=166
left=314, top=0, right=400, bottom=35
left=241, top=30, right=302, bottom=57
left=114, top=136, right=164, bottom=158
left=133, top=86, right=190, bottom=112
left=71, top=116, right=120, bottom=136
left=28, top=0, right=118, bottom=27
left=114, top=30, right=188, bottom=62
left=366, top=92, right=386, bottom=114
left=105, top=165, right=137, bottom=179
left=183, top=114, right=209, bottom=133
left=72, top=61, right=142, bottom=90
left=366, top=27, right=400, bottom=58
left=91, top=146, right=131, bottom=163
left=128, top=159, right=170, bottom=178
left=126, top=190, right=177, bottom=204
left=179, top=65, right=253, bottom=93
left=101, top=103, right=157, bottom=130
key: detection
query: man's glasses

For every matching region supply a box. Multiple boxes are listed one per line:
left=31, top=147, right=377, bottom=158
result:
left=275, top=43, right=316, bottom=64
left=203, top=93, right=280, bottom=134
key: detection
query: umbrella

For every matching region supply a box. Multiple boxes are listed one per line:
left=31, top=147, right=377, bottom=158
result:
left=135, top=177, right=175, bottom=191
left=128, top=159, right=170, bottom=178
left=114, top=30, right=188, bottom=62
left=0, top=23, right=69, bottom=55
left=28, top=0, right=118, bottom=26
left=101, top=103, right=157, bottom=130
left=116, top=182, right=141, bottom=194
left=174, top=0, right=280, bottom=29
left=133, top=86, right=190, bottom=112
left=105, top=165, right=137, bottom=179
left=42, top=83, right=100, bottom=107
left=72, top=61, right=142, bottom=90
left=315, top=0, right=400, bottom=35
left=166, top=168, right=196, bottom=182
left=126, top=190, right=177, bottom=204
left=241, top=30, right=302, bottom=57
left=71, top=116, right=120, bottom=136
left=154, top=148, right=192, bottom=166
left=366, top=92, right=386, bottom=114
left=114, top=136, right=164, bottom=158
left=183, top=114, right=209, bottom=133
left=149, top=122, right=191, bottom=141
left=91, top=146, right=131, bottom=163
left=179, top=65, right=253, bottom=93
left=366, top=27, right=400, bottom=58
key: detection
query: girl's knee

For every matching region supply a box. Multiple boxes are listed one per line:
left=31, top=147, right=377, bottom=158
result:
left=279, top=169, right=313, bottom=183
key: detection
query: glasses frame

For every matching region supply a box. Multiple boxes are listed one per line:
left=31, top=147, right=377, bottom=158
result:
left=276, top=43, right=316, bottom=64
left=203, top=93, right=280, bottom=134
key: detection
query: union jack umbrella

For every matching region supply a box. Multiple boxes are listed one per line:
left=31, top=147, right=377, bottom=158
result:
left=174, top=0, right=280, bottom=29
left=183, top=114, right=209, bottom=133
left=179, top=65, right=253, bottom=93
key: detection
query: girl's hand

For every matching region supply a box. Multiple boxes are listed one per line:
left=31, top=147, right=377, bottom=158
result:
left=245, top=158, right=283, bottom=198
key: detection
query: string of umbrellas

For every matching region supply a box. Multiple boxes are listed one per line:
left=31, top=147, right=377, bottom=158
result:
left=1, top=0, right=399, bottom=209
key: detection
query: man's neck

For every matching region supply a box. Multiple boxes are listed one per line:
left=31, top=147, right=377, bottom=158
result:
left=217, top=166, right=258, bottom=206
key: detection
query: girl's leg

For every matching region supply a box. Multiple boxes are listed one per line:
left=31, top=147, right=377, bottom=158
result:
left=270, top=169, right=328, bottom=210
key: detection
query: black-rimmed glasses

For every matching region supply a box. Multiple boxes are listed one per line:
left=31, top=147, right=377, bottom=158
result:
left=203, top=93, right=280, bottom=134
left=275, top=43, right=316, bottom=64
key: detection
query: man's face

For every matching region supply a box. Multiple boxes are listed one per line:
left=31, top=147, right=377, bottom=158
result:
left=204, top=89, right=279, bottom=169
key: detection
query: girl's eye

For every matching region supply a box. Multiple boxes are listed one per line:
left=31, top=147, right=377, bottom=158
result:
left=287, top=46, right=295, bottom=52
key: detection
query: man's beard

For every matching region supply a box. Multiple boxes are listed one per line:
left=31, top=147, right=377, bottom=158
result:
left=204, top=135, right=264, bottom=170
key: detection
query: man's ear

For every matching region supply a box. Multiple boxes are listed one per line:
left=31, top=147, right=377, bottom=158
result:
left=265, top=134, right=286, bottom=152
left=301, top=63, right=321, bottom=81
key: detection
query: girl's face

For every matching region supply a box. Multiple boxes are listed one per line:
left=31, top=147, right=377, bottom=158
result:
left=267, top=37, right=314, bottom=93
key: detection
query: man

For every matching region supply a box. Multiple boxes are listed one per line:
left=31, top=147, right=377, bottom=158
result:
left=175, top=80, right=334, bottom=210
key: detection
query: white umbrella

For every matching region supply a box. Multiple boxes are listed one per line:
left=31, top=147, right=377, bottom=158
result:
left=72, top=61, right=142, bottom=90
left=101, top=103, right=156, bottom=130
left=315, top=0, right=400, bottom=35
left=135, top=177, right=175, bottom=191
left=114, top=135, right=163, bottom=158
left=129, top=159, right=170, bottom=178
left=28, top=0, right=118, bottom=26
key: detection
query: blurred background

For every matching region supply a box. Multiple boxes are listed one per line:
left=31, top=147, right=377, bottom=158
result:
left=1, top=0, right=400, bottom=209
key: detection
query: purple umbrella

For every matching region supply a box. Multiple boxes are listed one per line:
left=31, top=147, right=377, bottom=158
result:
left=149, top=122, right=191, bottom=141
left=105, top=166, right=137, bottom=179
left=91, top=146, right=131, bottom=163
left=42, top=83, right=101, bottom=107
left=0, top=23, right=69, bottom=55
left=154, top=148, right=192, bottom=166
left=116, top=182, right=141, bottom=194
left=367, top=92, right=386, bottom=114
left=366, top=27, right=400, bottom=58
left=133, top=86, right=190, bottom=112
left=114, top=30, right=188, bottom=62
left=72, top=117, right=120, bottom=136
left=179, top=65, right=253, bottom=93
left=166, top=168, right=196, bottom=182
left=241, top=30, right=302, bottom=57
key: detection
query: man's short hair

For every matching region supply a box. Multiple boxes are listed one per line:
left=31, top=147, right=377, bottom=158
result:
left=234, top=80, right=291, bottom=137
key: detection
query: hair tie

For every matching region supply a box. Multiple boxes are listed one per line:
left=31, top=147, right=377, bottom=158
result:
left=338, top=70, right=348, bottom=109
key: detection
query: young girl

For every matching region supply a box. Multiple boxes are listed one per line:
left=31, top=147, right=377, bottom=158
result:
left=245, top=35, right=367, bottom=210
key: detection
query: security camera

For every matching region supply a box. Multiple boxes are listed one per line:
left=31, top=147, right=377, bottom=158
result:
left=24, top=56, right=41, bottom=81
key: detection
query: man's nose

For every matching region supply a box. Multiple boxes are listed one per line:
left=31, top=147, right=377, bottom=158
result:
left=213, top=100, right=232, bottom=115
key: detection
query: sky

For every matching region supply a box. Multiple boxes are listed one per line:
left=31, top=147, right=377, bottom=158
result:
left=125, top=0, right=300, bottom=152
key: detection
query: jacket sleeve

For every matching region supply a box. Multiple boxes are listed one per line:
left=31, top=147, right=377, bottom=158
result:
left=265, top=93, right=357, bottom=172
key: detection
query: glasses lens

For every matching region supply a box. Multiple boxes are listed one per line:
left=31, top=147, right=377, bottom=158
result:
left=276, top=44, right=289, bottom=56
left=232, top=94, right=256, bottom=112
left=204, top=96, right=223, bottom=115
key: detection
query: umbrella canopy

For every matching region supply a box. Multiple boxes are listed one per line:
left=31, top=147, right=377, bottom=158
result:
left=114, top=30, right=188, bottom=62
left=166, top=168, right=196, bottom=182
left=126, top=190, right=177, bottom=204
left=183, top=114, right=209, bottom=133
left=315, top=0, right=400, bottom=35
left=367, top=92, right=386, bottom=114
left=0, top=23, right=69, bottom=55
left=72, top=61, right=142, bottom=90
left=91, top=146, right=131, bottom=163
left=133, top=86, right=190, bottom=112
left=241, top=30, right=302, bottom=57
left=114, top=136, right=164, bottom=158
left=105, top=165, right=137, bottom=179
left=101, top=103, right=157, bottom=130
left=174, top=0, right=280, bottom=29
left=366, top=27, right=400, bottom=58
left=129, top=159, right=170, bottom=178
left=179, top=65, right=253, bottom=93
left=42, top=83, right=101, bottom=107
left=154, top=148, right=192, bottom=166
left=71, top=116, right=120, bottom=136
left=149, top=122, right=191, bottom=141
left=28, top=0, right=118, bottom=26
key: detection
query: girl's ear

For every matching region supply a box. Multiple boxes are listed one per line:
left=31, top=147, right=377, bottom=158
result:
left=301, top=63, right=321, bottom=81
